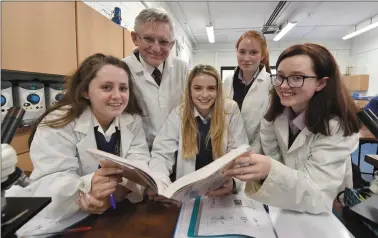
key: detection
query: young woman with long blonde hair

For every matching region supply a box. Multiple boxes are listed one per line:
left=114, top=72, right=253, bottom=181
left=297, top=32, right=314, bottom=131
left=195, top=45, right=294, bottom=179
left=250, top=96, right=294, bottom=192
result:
left=149, top=64, right=248, bottom=201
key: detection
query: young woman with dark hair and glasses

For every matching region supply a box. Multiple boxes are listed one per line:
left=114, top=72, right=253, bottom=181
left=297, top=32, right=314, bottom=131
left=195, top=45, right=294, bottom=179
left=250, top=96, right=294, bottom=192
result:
left=224, top=43, right=360, bottom=214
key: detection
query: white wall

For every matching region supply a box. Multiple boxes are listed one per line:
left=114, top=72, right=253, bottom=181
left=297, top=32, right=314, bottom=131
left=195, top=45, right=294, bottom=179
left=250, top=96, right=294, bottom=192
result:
left=193, top=40, right=351, bottom=75
left=348, top=26, right=378, bottom=95
left=84, top=1, right=193, bottom=66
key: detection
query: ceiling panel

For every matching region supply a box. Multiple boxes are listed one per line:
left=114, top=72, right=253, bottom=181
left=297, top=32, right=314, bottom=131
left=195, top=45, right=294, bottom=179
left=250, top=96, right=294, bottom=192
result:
left=175, top=2, right=210, bottom=34
left=302, top=25, right=351, bottom=39
left=208, top=2, right=277, bottom=29
left=299, top=2, right=378, bottom=26
left=177, top=1, right=378, bottom=44
left=277, top=26, right=316, bottom=40
left=89, top=1, right=378, bottom=45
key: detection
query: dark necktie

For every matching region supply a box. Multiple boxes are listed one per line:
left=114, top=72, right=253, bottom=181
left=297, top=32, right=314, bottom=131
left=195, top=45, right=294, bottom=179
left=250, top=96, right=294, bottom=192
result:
left=152, top=68, right=162, bottom=86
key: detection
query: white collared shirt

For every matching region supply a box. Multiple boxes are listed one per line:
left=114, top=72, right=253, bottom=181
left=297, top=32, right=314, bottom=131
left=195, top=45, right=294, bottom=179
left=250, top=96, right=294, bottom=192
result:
left=238, top=67, right=260, bottom=86
left=140, top=55, right=164, bottom=76
left=92, top=113, right=120, bottom=142
left=283, top=107, right=306, bottom=136
left=193, top=107, right=212, bottom=124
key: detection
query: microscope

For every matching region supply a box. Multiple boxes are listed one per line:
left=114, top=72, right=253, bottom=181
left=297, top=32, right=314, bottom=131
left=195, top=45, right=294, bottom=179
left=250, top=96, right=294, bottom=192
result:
left=1, top=107, right=31, bottom=212
left=345, top=108, right=378, bottom=234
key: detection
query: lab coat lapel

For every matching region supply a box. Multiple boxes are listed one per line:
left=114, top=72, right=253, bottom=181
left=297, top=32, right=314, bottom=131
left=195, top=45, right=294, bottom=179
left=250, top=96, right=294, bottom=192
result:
left=159, top=56, right=174, bottom=91
left=74, top=108, right=98, bottom=170
left=275, top=113, right=289, bottom=151
left=287, top=128, right=311, bottom=154
left=223, top=70, right=235, bottom=98
left=127, top=52, right=158, bottom=87
left=245, top=67, right=269, bottom=98
left=119, top=114, right=134, bottom=158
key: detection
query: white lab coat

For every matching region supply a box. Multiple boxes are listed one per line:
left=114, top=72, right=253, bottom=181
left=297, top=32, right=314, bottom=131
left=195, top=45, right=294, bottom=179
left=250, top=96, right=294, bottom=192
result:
left=6, top=107, right=150, bottom=221
left=245, top=115, right=359, bottom=214
left=123, top=53, right=189, bottom=148
left=149, top=99, right=248, bottom=184
left=223, top=66, right=271, bottom=153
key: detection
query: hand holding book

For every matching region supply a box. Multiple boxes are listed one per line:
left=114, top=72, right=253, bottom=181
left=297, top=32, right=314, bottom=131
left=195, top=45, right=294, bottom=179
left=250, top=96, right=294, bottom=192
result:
left=87, top=144, right=252, bottom=202
left=223, top=152, right=272, bottom=181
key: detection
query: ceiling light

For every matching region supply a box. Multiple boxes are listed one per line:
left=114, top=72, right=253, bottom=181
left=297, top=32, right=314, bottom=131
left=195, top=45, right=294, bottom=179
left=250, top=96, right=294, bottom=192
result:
left=206, top=25, right=215, bottom=43
left=342, top=21, right=378, bottom=40
left=273, top=22, right=297, bottom=41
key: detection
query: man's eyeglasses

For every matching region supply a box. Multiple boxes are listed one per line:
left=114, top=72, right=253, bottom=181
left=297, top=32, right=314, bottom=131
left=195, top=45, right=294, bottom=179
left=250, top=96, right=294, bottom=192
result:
left=270, top=74, right=317, bottom=88
left=137, top=34, right=174, bottom=49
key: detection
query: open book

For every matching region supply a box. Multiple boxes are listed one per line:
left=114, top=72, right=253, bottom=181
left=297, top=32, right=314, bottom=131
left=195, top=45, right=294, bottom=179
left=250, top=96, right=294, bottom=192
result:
left=87, top=144, right=251, bottom=202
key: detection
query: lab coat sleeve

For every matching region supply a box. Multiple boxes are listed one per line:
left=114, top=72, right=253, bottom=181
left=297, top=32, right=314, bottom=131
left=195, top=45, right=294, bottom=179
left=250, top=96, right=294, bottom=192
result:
left=121, top=115, right=151, bottom=202
left=260, top=118, right=282, bottom=161
left=27, top=123, right=92, bottom=221
left=225, top=100, right=249, bottom=191
left=149, top=108, right=180, bottom=178
left=250, top=127, right=262, bottom=154
left=245, top=120, right=359, bottom=214
left=226, top=100, right=249, bottom=151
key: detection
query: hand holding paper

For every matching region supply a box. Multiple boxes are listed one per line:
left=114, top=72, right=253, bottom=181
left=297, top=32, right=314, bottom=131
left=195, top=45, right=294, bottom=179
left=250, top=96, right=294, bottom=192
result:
left=205, top=177, right=233, bottom=197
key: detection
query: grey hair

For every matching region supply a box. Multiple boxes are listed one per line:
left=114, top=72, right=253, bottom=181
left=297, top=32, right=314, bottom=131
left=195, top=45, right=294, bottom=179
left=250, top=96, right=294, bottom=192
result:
left=134, top=8, right=175, bottom=39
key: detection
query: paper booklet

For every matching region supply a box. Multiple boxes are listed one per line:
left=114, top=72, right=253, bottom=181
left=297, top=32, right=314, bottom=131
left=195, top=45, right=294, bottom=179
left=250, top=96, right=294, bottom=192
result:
left=87, top=144, right=251, bottom=202
left=187, top=194, right=277, bottom=238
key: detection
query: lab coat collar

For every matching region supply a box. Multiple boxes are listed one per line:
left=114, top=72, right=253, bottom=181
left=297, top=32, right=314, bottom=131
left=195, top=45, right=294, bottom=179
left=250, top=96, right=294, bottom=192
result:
left=92, top=114, right=120, bottom=139
left=74, top=107, right=93, bottom=134
left=139, top=53, right=164, bottom=75
left=238, top=66, right=260, bottom=85
left=275, top=109, right=311, bottom=153
left=234, top=65, right=269, bottom=83
left=256, top=66, right=269, bottom=82
left=74, top=107, right=134, bottom=135
left=194, top=106, right=212, bottom=124
left=130, top=50, right=174, bottom=74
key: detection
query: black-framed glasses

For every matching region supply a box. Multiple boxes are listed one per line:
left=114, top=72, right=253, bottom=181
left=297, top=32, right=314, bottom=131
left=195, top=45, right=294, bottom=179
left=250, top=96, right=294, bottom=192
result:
left=270, top=74, right=317, bottom=88
left=137, top=34, right=174, bottom=49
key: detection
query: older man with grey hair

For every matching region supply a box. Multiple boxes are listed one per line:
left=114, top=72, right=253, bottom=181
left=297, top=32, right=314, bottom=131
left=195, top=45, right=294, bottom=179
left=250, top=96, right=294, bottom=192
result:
left=124, top=8, right=189, bottom=149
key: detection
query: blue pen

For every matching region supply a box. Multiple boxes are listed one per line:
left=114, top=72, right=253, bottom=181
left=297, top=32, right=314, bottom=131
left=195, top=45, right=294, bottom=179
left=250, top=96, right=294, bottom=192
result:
left=98, top=165, right=117, bottom=209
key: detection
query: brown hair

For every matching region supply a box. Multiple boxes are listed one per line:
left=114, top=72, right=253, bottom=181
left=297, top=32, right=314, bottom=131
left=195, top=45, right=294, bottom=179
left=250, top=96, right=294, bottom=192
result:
left=29, top=53, right=142, bottom=146
left=182, top=64, right=225, bottom=160
left=236, top=30, right=271, bottom=73
left=265, top=43, right=360, bottom=136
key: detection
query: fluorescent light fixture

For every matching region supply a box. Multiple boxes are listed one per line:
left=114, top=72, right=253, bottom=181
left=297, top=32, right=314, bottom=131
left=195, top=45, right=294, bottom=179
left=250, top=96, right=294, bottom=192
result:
left=273, top=22, right=297, bottom=41
left=342, top=21, right=378, bottom=40
left=206, top=25, right=215, bottom=43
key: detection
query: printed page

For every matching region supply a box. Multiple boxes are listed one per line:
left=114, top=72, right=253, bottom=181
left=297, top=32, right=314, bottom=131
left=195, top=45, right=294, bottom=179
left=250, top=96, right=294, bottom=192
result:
left=196, top=194, right=277, bottom=238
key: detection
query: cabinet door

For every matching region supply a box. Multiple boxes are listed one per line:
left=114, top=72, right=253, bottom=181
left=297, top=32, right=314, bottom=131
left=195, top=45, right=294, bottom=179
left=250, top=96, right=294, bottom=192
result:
left=1, top=2, right=77, bottom=75
left=124, top=29, right=137, bottom=58
left=76, top=2, right=124, bottom=64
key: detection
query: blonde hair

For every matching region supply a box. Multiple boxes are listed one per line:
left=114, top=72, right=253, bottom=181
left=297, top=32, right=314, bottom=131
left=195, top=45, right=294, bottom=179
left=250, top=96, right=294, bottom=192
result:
left=236, top=30, right=271, bottom=73
left=182, top=64, right=225, bottom=160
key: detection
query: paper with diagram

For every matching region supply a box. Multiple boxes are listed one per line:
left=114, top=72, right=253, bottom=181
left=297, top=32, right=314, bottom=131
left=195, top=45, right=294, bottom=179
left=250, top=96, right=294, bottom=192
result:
left=188, top=194, right=277, bottom=237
